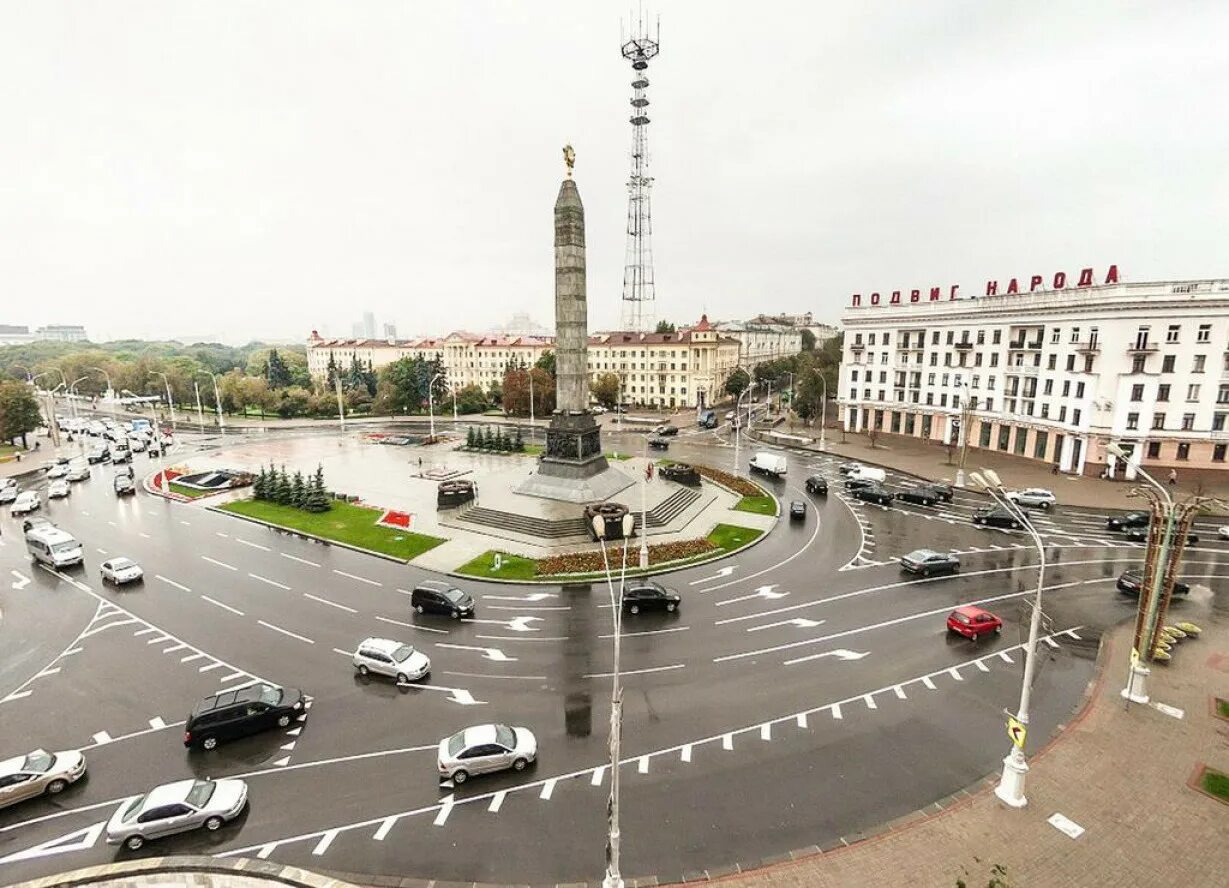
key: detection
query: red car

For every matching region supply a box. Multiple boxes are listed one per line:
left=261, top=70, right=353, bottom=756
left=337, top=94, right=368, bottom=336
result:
left=946, top=605, right=1002, bottom=640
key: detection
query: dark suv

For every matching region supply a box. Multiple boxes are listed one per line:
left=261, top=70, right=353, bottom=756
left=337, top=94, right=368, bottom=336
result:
left=411, top=581, right=475, bottom=619
left=621, top=579, right=681, bottom=614
left=805, top=475, right=828, bottom=495
left=184, top=682, right=304, bottom=750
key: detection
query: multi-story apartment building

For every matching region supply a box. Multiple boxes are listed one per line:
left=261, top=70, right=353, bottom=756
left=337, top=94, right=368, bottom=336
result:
left=714, top=318, right=803, bottom=366
left=839, top=277, right=1229, bottom=479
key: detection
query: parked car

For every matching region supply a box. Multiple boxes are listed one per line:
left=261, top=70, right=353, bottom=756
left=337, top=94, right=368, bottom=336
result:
left=789, top=500, right=807, bottom=521
left=114, top=474, right=136, bottom=496
left=894, top=488, right=939, bottom=507
left=1116, top=569, right=1190, bottom=597
left=183, top=683, right=304, bottom=750
left=900, top=549, right=960, bottom=576
left=10, top=491, right=40, bottom=516
left=47, top=478, right=71, bottom=499
left=437, top=724, right=537, bottom=784
left=104, top=777, right=248, bottom=851
left=923, top=482, right=954, bottom=503
left=622, top=579, right=681, bottom=613
left=1006, top=488, right=1057, bottom=509
left=0, top=749, right=87, bottom=811
left=1106, top=511, right=1150, bottom=531
left=590, top=404, right=607, bottom=415
left=100, top=557, right=144, bottom=585
left=0, top=479, right=17, bottom=504
left=1123, top=528, right=1199, bottom=544
left=946, top=605, right=1003, bottom=640
left=971, top=507, right=1022, bottom=529
left=353, top=637, right=431, bottom=684
left=411, top=581, right=475, bottom=619
left=805, top=475, right=828, bottom=496
left=66, top=462, right=91, bottom=482
left=127, top=435, right=147, bottom=453
left=654, top=424, right=679, bottom=436
left=648, top=437, right=670, bottom=450
left=852, top=484, right=894, bottom=506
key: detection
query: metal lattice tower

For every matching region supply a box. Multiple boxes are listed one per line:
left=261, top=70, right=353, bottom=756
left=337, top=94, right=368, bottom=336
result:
left=620, top=14, right=660, bottom=333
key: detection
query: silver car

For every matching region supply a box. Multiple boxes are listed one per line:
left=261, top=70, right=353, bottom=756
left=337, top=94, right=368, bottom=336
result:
left=0, top=749, right=87, bottom=810
left=105, top=778, right=248, bottom=851
left=353, top=637, right=430, bottom=683
left=47, top=478, right=71, bottom=499
left=100, top=557, right=144, bottom=585
left=1006, top=487, right=1057, bottom=509
left=67, top=462, right=91, bottom=482
left=10, top=491, right=39, bottom=515
left=0, top=480, right=17, bottom=504
left=437, top=723, right=537, bottom=784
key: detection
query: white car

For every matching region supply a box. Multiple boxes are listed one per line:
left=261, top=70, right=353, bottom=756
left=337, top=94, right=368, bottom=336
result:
left=0, top=749, right=87, bottom=810
left=127, top=435, right=147, bottom=453
left=1218, top=526, right=1229, bottom=541
left=437, top=724, right=537, bottom=784
left=47, top=479, right=71, bottom=499
left=590, top=405, right=607, bottom=414
left=160, top=432, right=174, bottom=447
left=67, top=463, right=91, bottom=482
left=0, top=480, right=17, bottom=504
left=105, top=778, right=248, bottom=851
left=10, top=491, right=40, bottom=516
left=100, top=557, right=144, bottom=585
left=1006, top=488, right=1057, bottom=510
left=46, top=462, right=69, bottom=479
left=354, top=637, right=430, bottom=683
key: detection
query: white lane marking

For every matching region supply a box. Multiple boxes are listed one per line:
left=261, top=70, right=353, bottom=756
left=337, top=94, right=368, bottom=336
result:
left=92, top=731, right=111, bottom=745
left=148, top=717, right=166, bottom=730
left=333, top=569, right=382, bottom=587
left=218, top=671, right=248, bottom=684
left=138, top=532, right=151, bottom=539
left=998, top=650, right=1014, bottom=664
left=474, top=635, right=568, bottom=642
left=180, top=520, right=192, bottom=526
left=722, top=733, right=733, bottom=750
left=236, top=538, right=271, bottom=551
left=249, top=573, right=291, bottom=591
left=975, top=660, right=991, bottom=673
left=145, top=635, right=170, bottom=645
left=759, top=723, right=771, bottom=741
left=433, top=795, right=454, bottom=826
left=63, top=648, right=82, bottom=657
left=304, top=592, right=357, bottom=613
left=681, top=744, right=692, bottom=762
left=441, top=671, right=547, bottom=681
left=830, top=703, right=842, bottom=720
left=483, top=592, right=557, bottom=602
left=947, top=667, right=964, bottom=681
left=281, top=552, right=320, bottom=567
left=539, top=779, right=556, bottom=800
left=201, top=555, right=237, bottom=571
left=1043, top=636, right=1060, bottom=649
left=436, top=643, right=517, bottom=662
left=376, top=615, right=448, bottom=634
left=201, top=595, right=244, bottom=616
left=748, top=617, right=824, bottom=633
left=2, top=600, right=106, bottom=705
left=485, top=604, right=572, bottom=612
left=863, top=694, right=877, bottom=710
left=893, top=685, right=907, bottom=699
left=258, top=620, right=315, bottom=644
left=162, top=643, right=187, bottom=653
left=4, top=691, right=33, bottom=702
left=688, top=566, right=737, bottom=585
left=215, top=531, right=230, bottom=538
left=796, top=713, right=808, bottom=728
left=372, top=816, right=397, bottom=841
left=199, top=662, right=224, bottom=673
left=0, top=820, right=106, bottom=865
left=638, top=756, right=650, bottom=774
left=134, top=627, right=158, bottom=637
left=80, top=618, right=135, bottom=639
left=715, top=585, right=789, bottom=607
left=37, top=668, right=61, bottom=678
left=922, top=676, right=937, bottom=690
left=311, top=829, right=337, bottom=855
left=332, top=648, right=353, bottom=657
left=591, top=766, right=605, bottom=786
left=489, top=791, right=507, bottom=812
left=181, top=653, right=206, bottom=663
left=598, top=625, right=689, bottom=639
left=256, top=844, right=275, bottom=859
left=584, top=663, right=684, bottom=679
left=10, top=570, right=30, bottom=590
left=156, top=575, right=191, bottom=592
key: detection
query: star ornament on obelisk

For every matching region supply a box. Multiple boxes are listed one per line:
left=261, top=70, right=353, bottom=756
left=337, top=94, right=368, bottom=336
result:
left=514, top=146, right=632, bottom=503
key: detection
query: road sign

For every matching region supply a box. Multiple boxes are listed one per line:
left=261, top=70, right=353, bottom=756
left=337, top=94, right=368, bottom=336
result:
left=1007, top=716, right=1026, bottom=749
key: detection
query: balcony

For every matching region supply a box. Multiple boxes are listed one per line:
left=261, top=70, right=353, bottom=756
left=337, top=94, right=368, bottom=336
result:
left=850, top=342, right=865, bottom=351
left=1007, top=339, right=1043, bottom=351
left=1005, top=364, right=1038, bottom=376
left=1126, top=342, right=1158, bottom=353
left=1076, top=340, right=1101, bottom=353
left=954, top=341, right=974, bottom=350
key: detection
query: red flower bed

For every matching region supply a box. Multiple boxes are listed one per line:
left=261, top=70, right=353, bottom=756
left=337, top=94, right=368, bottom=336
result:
left=536, top=538, right=717, bottom=576
left=691, top=464, right=763, bottom=497
left=376, top=509, right=414, bottom=530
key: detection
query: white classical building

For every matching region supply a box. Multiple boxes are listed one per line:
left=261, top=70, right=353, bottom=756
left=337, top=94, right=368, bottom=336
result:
left=839, top=277, right=1229, bottom=478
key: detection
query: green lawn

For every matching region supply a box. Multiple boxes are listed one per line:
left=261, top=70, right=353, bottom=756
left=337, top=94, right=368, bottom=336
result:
left=1201, top=767, right=1229, bottom=802
left=604, top=451, right=632, bottom=461
left=708, top=523, right=763, bottom=552
left=169, top=482, right=210, bottom=499
left=221, top=499, right=446, bottom=561
left=456, top=551, right=538, bottom=581
left=0, top=444, right=19, bottom=459
left=734, top=494, right=777, bottom=515
left=1218, top=698, right=1229, bottom=719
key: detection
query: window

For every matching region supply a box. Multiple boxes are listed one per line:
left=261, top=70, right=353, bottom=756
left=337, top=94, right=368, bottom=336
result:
left=941, top=373, right=949, bottom=387
left=945, top=331, right=954, bottom=345
left=1198, top=324, right=1211, bottom=343
left=1215, top=444, right=1227, bottom=462
left=1051, top=327, right=1061, bottom=344
left=1059, top=406, right=1067, bottom=422
left=1084, top=355, right=1095, bottom=374
left=1187, top=384, right=1201, bottom=401
left=1043, top=379, right=1053, bottom=395
left=1214, top=413, right=1227, bottom=431
left=848, top=387, right=857, bottom=400
left=1162, top=355, right=1176, bottom=373
left=881, top=352, right=888, bottom=364
left=1157, top=384, right=1170, bottom=402
left=1072, top=408, right=1081, bottom=426
left=1152, top=412, right=1165, bottom=430
left=1076, top=382, right=1085, bottom=398
left=974, top=353, right=983, bottom=367
left=985, top=397, right=993, bottom=411
left=1070, top=327, right=1080, bottom=343
left=932, top=331, right=940, bottom=345
left=1047, top=354, right=1057, bottom=370
left=972, top=375, right=981, bottom=389
left=851, top=370, right=859, bottom=382
left=1147, top=441, right=1161, bottom=459
left=940, top=394, right=948, bottom=407
left=988, top=376, right=997, bottom=390
left=1063, top=381, right=1071, bottom=397
left=944, top=354, right=952, bottom=366
left=976, top=330, right=985, bottom=345
left=1066, top=355, right=1076, bottom=371
left=1132, top=355, right=1146, bottom=374
left=883, top=333, right=890, bottom=346
left=930, top=353, right=938, bottom=366
left=1182, top=413, right=1195, bottom=431
left=879, top=371, right=887, bottom=384
left=991, top=329, right=1001, bottom=345
left=952, top=395, right=960, bottom=410
left=927, top=373, right=935, bottom=385
left=926, top=393, right=934, bottom=405
left=868, top=333, right=876, bottom=345
left=1166, top=324, right=1180, bottom=343
left=1040, top=403, right=1050, bottom=419
left=1194, top=355, right=1206, bottom=373
left=990, top=353, right=999, bottom=367
left=878, top=389, right=885, bottom=401
left=1130, top=384, right=1144, bottom=401
left=1177, top=442, right=1191, bottom=461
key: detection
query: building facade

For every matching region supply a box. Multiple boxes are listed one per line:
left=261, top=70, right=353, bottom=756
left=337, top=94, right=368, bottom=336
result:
left=306, top=315, right=743, bottom=410
left=34, top=325, right=88, bottom=342
left=838, top=278, right=1229, bottom=478
left=714, top=318, right=803, bottom=366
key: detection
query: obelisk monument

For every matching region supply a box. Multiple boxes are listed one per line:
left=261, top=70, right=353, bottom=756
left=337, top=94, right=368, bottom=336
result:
left=516, top=146, right=631, bottom=503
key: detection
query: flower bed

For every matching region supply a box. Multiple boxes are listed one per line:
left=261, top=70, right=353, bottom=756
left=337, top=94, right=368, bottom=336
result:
left=536, top=538, right=717, bottom=576
left=691, top=463, right=763, bottom=497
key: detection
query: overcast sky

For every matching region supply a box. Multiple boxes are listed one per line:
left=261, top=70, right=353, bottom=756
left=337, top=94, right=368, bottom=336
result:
left=2, top=1, right=1227, bottom=344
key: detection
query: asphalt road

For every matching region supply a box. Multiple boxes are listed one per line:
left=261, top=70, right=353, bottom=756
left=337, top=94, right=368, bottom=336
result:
left=0, top=423, right=1224, bottom=885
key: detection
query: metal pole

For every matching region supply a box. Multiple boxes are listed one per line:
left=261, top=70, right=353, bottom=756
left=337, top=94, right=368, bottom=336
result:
left=529, top=371, right=535, bottom=435
left=194, top=381, right=204, bottom=431
left=335, top=373, right=347, bottom=431
left=70, top=377, right=89, bottom=456
left=151, top=372, right=177, bottom=430
left=955, top=384, right=971, bottom=488
left=817, top=370, right=828, bottom=452
left=428, top=372, right=443, bottom=441
left=207, top=374, right=224, bottom=430
left=89, top=367, right=115, bottom=421
left=639, top=436, right=649, bottom=569
left=452, top=387, right=458, bottom=423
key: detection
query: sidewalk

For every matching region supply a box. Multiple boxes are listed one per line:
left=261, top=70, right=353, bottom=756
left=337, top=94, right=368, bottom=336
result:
left=708, top=616, right=1229, bottom=888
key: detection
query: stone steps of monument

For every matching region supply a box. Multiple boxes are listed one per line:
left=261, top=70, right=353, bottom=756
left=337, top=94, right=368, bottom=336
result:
left=458, top=507, right=589, bottom=539
left=643, top=486, right=701, bottom=528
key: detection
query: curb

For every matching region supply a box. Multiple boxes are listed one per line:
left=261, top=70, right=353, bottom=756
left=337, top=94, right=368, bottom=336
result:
left=207, top=506, right=410, bottom=565
left=3, top=855, right=360, bottom=888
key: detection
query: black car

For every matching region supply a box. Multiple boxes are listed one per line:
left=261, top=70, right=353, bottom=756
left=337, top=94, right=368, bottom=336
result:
left=411, top=581, right=475, bottom=619
left=1116, top=569, right=1190, bottom=597
left=648, top=437, right=670, bottom=450
left=789, top=500, right=807, bottom=521
left=899, top=549, right=960, bottom=576
left=1122, top=528, right=1199, bottom=544
left=113, top=475, right=135, bottom=496
left=621, top=579, right=681, bottom=614
left=894, top=488, right=939, bottom=507
left=86, top=447, right=110, bottom=465
left=971, top=507, right=1022, bottom=529
left=805, top=475, right=828, bottom=496
left=183, top=682, right=304, bottom=750
left=1106, top=511, right=1150, bottom=531
left=852, top=484, right=894, bottom=506
left=845, top=477, right=879, bottom=492
left=654, top=425, right=679, bottom=437
left=923, top=482, right=954, bottom=504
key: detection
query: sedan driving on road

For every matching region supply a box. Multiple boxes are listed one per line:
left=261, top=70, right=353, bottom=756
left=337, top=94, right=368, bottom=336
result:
left=1116, top=569, right=1190, bottom=597
left=437, top=724, right=537, bottom=784
left=114, top=474, right=136, bottom=496
left=45, top=462, right=69, bottom=479
left=0, top=749, right=87, bottom=810
left=971, top=507, right=1023, bottom=529
left=894, top=487, right=939, bottom=506
left=622, top=579, right=681, bottom=613
left=838, top=461, right=864, bottom=475
left=354, top=637, right=431, bottom=683
left=654, top=424, right=679, bottom=436
left=1123, top=528, right=1199, bottom=544
left=47, top=478, right=71, bottom=499
left=851, top=483, right=894, bottom=506
left=100, top=557, right=144, bottom=585
left=66, top=462, right=91, bottom=481
left=900, top=549, right=960, bottom=577
left=0, top=479, right=17, bottom=504
left=105, top=778, right=248, bottom=851
left=805, top=475, right=828, bottom=495
left=1106, top=511, right=1150, bottom=531
left=923, top=482, right=954, bottom=503
left=946, top=606, right=1002, bottom=639
left=10, top=491, right=40, bottom=516
left=789, top=500, right=807, bottom=521
left=1006, top=488, right=1057, bottom=509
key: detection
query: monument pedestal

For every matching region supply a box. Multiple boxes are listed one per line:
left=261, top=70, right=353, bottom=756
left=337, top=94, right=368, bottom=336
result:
left=516, top=411, right=633, bottom=503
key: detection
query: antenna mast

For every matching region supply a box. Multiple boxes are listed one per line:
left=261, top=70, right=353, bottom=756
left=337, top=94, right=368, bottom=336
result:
left=619, top=12, right=660, bottom=333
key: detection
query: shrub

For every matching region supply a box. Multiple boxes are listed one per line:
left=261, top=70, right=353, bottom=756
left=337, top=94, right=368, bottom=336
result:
left=691, top=463, right=763, bottom=497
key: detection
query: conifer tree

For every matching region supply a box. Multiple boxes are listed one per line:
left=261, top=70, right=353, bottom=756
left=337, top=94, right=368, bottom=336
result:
left=291, top=471, right=306, bottom=508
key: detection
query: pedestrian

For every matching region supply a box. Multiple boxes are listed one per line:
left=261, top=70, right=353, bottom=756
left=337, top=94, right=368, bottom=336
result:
left=1168, top=468, right=1177, bottom=486
left=417, top=456, right=423, bottom=474
left=1051, top=462, right=1059, bottom=475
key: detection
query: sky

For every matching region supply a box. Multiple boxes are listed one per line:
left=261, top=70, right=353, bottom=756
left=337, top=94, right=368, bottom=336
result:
left=2, top=1, right=1227, bottom=344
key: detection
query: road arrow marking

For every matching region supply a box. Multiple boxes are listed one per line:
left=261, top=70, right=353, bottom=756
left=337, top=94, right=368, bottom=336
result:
left=0, top=821, right=106, bottom=864
left=715, top=585, right=789, bottom=607
left=405, top=685, right=486, bottom=706
left=464, top=616, right=543, bottom=633
left=433, top=794, right=454, bottom=826
left=747, top=617, right=824, bottom=633
left=435, top=643, right=518, bottom=662
left=483, top=592, right=557, bottom=602
left=688, top=565, right=737, bottom=585
left=10, top=570, right=30, bottom=590
left=782, top=648, right=870, bottom=665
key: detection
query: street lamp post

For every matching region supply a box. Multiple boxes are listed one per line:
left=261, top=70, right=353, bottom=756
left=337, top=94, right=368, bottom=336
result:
left=198, top=373, right=224, bottom=430
left=334, top=373, right=347, bottom=431
left=810, top=367, right=828, bottom=452
left=955, top=384, right=973, bottom=488
left=150, top=372, right=177, bottom=430
left=529, top=370, right=535, bottom=437
left=88, top=367, right=116, bottom=421
left=69, top=376, right=90, bottom=455
left=639, top=436, right=650, bottom=569
left=733, top=386, right=751, bottom=476
left=193, top=381, right=205, bottom=432
left=428, top=372, right=444, bottom=441
left=592, top=512, right=636, bottom=888
left=30, top=371, right=63, bottom=448
left=970, top=468, right=1045, bottom=808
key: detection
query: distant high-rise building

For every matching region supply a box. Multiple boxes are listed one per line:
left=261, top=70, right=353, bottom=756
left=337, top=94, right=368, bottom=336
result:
left=383, top=322, right=398, bottom=341
left=362, top=311, right=377, bottom=339
left=351, top=321, right=365, bottom=338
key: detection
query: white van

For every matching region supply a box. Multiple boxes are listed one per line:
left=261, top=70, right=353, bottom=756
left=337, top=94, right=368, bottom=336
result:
left=26, top=526, right=85, bottom=568
left=749, top=451, right=788, bottom=478
left=847, top=466, right=886, bottom=484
